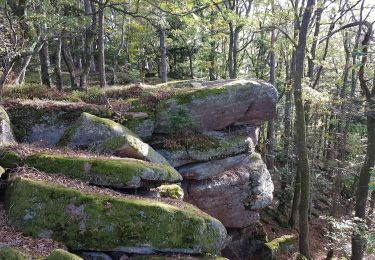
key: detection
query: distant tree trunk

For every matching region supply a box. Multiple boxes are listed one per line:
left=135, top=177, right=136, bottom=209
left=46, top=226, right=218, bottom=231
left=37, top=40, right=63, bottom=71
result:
left=54, top=38, right=63, bottom=91
left=62, top=37, right=78, bottom=88
left=98, top=0, right=107, bottom=87
left=352, top=21, right=374, bottom=260
left=209, top=41, right=216, bottom=81
left=228, top=24, right=234, bottom=79
left=111, top=11, right=126, bottom=85
left=294, top=0, right=315, bottom=258
left=159, top=29, right=167, bottom=83
left=188, top=50, right=194, bottom=79
left=12, top=56, right=32, bottom=85
left=80, top=0, right=96, bottom=89
left=39, top=42, right=51, bottom=88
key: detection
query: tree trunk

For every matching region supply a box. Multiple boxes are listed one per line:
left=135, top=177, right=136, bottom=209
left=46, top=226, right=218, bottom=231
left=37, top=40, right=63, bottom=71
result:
left=62, top=37, right=78, bottom=88
left=39, top=42, right=51, bottom=88
left=111, top=12, right=126, bottom=85
left=294, top=0, right=315, bottom=258
left=80, top=0, right=96, bottom=89
left=159, top=29, right=167, bottom=83
left=289, top=166, right=301, bottom=228
left=98, top=0, right=107, bottom=87
left=266, top=28, right=276, bottom=171
left=352, top=22, right=374, bottom=260
left=54, top=38, right=63, bottom=91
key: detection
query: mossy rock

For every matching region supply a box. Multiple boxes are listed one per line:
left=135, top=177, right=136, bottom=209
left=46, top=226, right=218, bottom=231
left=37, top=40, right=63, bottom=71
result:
left=153, top=184, right=184, bottom=200
left=59, top=112, right=169, bottom=165
left=5, top=178, right=228, bottom=254
left=0, top=106, right=16, bottom=146
left=153, top=79, right=277, bottom=134
left=156, top=134, right=254, bottom=168
left=0, top=246, right=28, bottom=260
left=22, top=153, right=181, bottom=189
left=45, top=249, right=83, bottom=260
left=3, top=100, right=112, bottom=145
left=261, top=235, right=296, bottom=260
left=0, top=151, right=22, bottom=168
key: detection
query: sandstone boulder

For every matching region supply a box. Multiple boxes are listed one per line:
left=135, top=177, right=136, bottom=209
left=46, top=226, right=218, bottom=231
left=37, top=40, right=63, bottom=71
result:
left=0, top=150, right=181, bottom=189
left=154, top=79, right=277, bottom=134
left=155, top=131, right=254, bottom=168
left=5, top=178, right=228, bottom=254
left=0, top=106, right=16, bottom=146
left=60, top=113, right=168, bottom=165
left=183, top=153, right=273, bottom=229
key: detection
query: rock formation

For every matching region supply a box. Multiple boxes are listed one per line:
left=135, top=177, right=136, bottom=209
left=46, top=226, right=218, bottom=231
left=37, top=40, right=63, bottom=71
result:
left=1, top=79, right=277, bottom=259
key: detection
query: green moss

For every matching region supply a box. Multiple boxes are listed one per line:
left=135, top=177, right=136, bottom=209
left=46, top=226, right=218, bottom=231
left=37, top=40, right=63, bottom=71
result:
left=24, top=153, right=180, bottom=188
left=0, top=151, right=22, bottom=168
left=0, top=246, right=28, bottom=260
left=45, top=249, right=83, bottom=260
left=154, top=184, right=184, bottom=200
left=5, top=178, right=226, bottom=254
left=172, top=87, right=227, bottom=105
left=0, top=166, right=5, bottom=178
left=264, top=235, right=295, bottom=253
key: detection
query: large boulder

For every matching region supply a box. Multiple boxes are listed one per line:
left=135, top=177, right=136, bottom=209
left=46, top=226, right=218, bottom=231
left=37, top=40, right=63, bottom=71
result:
left=0, top=150, right=181, bottom=189
left=3, top=100, right=112, bottom=146
left=60, top=113, right=169, bottom=165
left=154, top=131, right=254, bottom=168
left=153, top=79, right=277, bottom=134
left=5, top=178, right=228, bottom=254
left=0, top=106, right=16, bottom=146
left=183, top=153, right=273, bottom=229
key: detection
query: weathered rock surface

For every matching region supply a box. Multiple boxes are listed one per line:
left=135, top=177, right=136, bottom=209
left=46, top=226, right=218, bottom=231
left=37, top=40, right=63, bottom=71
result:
left=154, top=131, right=254, bottom=168
left=0, top=149, right=181, bottom=188
left=5, top=178, right=228, bottom=254
left=60, top=113, right=169, bottom=165
left=183, top=153, right=273, bottom=228
left=153, top=79, right=277, bottom=134
left=0, top=106, right=16, bottom=146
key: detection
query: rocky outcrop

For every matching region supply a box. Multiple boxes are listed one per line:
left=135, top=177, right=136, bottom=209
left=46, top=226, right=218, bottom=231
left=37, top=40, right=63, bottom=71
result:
left=5, top=177, right=227, bottom=255
left=2, top=79, right=277, bottom=259
left=0, top=106, right=16, bottom=146
left=60, top=112, right=169, bottom=165
left=153, top=79, right=277, bottom=133
left=0, top=148, right=181, bottom=189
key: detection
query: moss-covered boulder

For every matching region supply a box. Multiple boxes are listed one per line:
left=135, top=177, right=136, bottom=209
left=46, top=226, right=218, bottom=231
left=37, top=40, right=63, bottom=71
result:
left=153, top=184, right=184, bottom=200
left=60, top=113, right=169, bottom=165
left=45, top=249, right=83, bottom=260
left=0, top=151, right=181, bottom=188
left=3, top=100, right=112, bottom=146
left=154, top=132, right=254, bottom=168
left=153, top=79, right=277, bottom=134
left=0, top=246, right=28, bottom=260
left=5, top=178, right=228, bottom=254
left=0, top=106, right=16, bottom=146
left=261, top=235, right=296, bottom=260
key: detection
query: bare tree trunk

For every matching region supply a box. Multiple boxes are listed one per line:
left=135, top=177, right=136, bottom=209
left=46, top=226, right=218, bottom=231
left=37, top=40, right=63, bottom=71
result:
left=159, top=29, right=167, bottom=83
left=352, top=22, right=374, bottom=260
left=289, top=166, right=301, bottom=228
left=266, top=28, right=276, bottom=171
left=294, top=0, right=315, bottom=258
left=62, top=37, right=78, bottom=88
left=54, top=38, right=63, bottom=91
left=111, top=13, right=126, bottom=85
left=80, top=0, right=96, bottom=89
left=98, top=0, right=107, bottom=87
left=39, top=42, right=51, bottom=88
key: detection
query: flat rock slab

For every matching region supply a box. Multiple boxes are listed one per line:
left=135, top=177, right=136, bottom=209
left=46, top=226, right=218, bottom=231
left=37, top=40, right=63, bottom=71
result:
left=5, top=178, right=227, bottom=254
left=154, top=79, right=277, bottom=134
left=0, top=150, right=181, bottom=189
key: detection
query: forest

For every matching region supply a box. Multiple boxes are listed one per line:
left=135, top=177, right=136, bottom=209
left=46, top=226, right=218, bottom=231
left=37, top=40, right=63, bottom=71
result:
left=0, top=0, right=374, bottom=260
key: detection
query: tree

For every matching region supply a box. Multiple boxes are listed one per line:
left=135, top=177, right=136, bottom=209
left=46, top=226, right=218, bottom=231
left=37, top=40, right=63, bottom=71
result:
left=293, top=0, right=315, bottom=257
